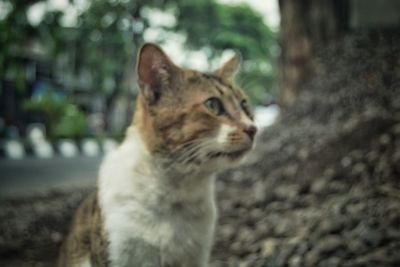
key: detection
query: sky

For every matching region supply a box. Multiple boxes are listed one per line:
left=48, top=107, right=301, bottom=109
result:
left=219, top=0, right=280, bottom=29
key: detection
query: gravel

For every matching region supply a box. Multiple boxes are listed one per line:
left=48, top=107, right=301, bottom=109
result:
left=210, top=34, right=400, bottom=267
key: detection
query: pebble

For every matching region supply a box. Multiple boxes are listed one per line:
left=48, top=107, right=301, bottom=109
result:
left=238, top=227, right=254, bottom=243
left=298, top=149, right=309, bottom=160
left=347, top=239, right=369, bottom=254
left=392, top=123, right=400, bottom=134
left=261, top=239, right=279, bottom=257
left=288, top=255, right=302, bottom=267
left=50, top=231, right=62, bottom=243
left=379, top=134, right=391, bottom=145
left=315, top=235, right=343, bottom=254
left=366, top=151, right=378, bottom=162
left=361, top=228, right=384, bottom=247
left=311, top=178, right=329, bottom=195
left=304, top=250, right=320, bottom=267
left=319, top=218, right=346, bottom=235
left=323, top=168, right=336, bottom=179
left=274, top=185, right=299, bottom=201
left=319, top=257, right=341, bottom=267
left=220, top=224, right=235, bottom=240
left=341, top=156, right=352, bottom=168
left=352, top=162, right=367, bottom=175
left=253, top=182, right=272, bottom=203
left=349, top=150, right=363, bottom=160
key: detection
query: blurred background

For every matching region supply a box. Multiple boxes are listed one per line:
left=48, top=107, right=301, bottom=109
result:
left=1, top=0, right=400, bottom=267
left=0, top=0, right=279, bottom=195
left=0, top=0, right=278, bottom=141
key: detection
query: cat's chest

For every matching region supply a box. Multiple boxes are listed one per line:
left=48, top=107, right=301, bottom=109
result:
left=98, top=138, right=217, bottom=266
left=110, top=199, right=214, bottom=237
left=103, top=198, right=216, bottom=267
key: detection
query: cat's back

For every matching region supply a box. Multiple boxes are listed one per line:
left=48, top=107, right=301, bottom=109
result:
left=57, top=191, right=108, bottom=267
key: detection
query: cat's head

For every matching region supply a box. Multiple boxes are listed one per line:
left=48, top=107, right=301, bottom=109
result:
left=133, top=43, right=257, bottom=173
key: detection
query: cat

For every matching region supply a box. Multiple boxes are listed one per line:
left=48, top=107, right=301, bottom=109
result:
left=57, top=43, right=257, bottom=267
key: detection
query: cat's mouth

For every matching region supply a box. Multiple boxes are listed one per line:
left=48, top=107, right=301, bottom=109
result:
left=207, top=147, right=250, bottom=160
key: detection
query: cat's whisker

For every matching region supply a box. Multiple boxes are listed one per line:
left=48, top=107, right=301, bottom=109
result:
left=175, top=145, right=206, bottom=164
left=174, top=139, right=202, bottom=150
left=182, top=152, right=204, bottom=165
left=178, top=141, right=218, bottom=165
left=173, top=147, right=201, bottom=164
left=170, top=139, right=205, bottom=156
left=173, top=139, right=210, bottom=155
left=174, top=140, right=216, bottom=165
left=172, top=141, right=203, bottom=156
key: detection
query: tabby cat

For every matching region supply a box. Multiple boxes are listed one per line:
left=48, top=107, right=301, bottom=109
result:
left=57, top=43, right=257, bottom=267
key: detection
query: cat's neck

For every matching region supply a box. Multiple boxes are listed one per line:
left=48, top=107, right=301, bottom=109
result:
left=126, top=125, right=215, bottom=179
left=99, top=126, right=215, bottom=205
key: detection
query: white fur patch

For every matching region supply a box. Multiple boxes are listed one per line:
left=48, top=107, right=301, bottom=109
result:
left=217, top=124, right=235, bottom=144
left=74, top=256, right=91, bottom=267
left=98, top=127, right=216, bottom=267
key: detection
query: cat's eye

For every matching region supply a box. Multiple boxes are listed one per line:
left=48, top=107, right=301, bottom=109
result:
left=204, top=97, right=225, bottom=116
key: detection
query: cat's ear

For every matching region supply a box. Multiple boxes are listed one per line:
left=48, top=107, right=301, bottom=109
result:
left=136, top=43, right=181, bottom=104
left=214, top=53, right=241, bottom=81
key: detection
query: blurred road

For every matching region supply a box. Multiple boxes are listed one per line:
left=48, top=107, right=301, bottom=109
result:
left=0, top=156, right=102, bottom=197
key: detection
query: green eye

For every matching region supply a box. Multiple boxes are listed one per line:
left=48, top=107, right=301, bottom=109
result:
left=204, top=97, right=225, bottom=115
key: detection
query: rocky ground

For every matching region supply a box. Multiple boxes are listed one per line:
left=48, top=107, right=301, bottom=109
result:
left=0, top=34, right=399, bottom=267
left=211, top=34, right=400, bottom=267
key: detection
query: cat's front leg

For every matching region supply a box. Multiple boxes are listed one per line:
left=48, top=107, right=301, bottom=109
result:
left=109, top=238, right=162, bottom=267
left=163, top=250, right=209, bottom=267
left=163, top=258, right=208, bottom=267
left=181, top=259, right=208, bottom=267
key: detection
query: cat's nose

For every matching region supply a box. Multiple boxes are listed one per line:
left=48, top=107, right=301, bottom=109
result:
left=244, top=125, right=257, bottom=140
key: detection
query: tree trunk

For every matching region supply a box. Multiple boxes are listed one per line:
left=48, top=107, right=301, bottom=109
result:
left=278, top=0, right=349, bottom=106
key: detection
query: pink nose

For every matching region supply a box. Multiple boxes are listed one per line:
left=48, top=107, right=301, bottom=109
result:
left=244, top=125, right=257, bottom=140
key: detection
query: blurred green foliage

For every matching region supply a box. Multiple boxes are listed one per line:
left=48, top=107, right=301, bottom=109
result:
left=175, top=1, right=278, bottom=104
left=176, top=2, right=275, bottom=60
left=23, top=88, right=87, bottom=138
left=52, top=104, right=88, bottom=139
left=1, top=0, right=277, bottom=124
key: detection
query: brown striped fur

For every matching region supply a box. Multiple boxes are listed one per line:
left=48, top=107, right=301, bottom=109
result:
left=57, top=192, right=108, bottom=266
left=134, top=44, right=254, bottom=158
